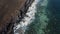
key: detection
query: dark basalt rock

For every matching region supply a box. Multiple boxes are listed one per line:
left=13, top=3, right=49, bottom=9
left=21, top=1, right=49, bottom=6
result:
left=0, top=0, right=34, bottom=34
left=16, top=0, right=34, bottom=23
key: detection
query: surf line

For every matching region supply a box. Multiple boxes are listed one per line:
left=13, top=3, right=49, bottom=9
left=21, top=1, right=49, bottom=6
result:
left=14, top=0, right=39, bottom=34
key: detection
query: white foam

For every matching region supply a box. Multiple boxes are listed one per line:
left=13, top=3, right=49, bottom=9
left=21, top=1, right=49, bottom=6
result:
left=14, top=0, right=39, bottom=34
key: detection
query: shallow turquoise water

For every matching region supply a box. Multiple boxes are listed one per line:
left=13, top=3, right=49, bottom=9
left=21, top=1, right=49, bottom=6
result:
left=25, top=0, right=49, bottom=34
left=25, top=0, right=60, bottom=34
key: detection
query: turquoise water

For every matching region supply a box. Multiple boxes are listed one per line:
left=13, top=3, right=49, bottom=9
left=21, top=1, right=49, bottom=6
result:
left=25, top=0, right=49, bottom=34
left=25, top=0, right=60, bottom=34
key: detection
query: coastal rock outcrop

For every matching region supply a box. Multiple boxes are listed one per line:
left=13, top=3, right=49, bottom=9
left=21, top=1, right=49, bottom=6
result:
left=0, top=0, right=34, bottom=34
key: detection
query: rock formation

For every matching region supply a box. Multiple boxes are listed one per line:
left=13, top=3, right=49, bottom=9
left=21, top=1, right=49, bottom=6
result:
left=0, top=0, right=34, bottom=34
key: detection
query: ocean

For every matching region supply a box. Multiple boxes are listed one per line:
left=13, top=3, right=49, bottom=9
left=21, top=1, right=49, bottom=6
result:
left=14, top=0, right=60, bottom=34
left=25, top=0, right=60, bottom=34
left=25, top=0, right=49, bottom=34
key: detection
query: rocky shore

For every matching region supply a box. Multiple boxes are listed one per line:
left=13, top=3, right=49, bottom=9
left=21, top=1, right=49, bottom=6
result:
left=0, top=0, right=34, bottom=34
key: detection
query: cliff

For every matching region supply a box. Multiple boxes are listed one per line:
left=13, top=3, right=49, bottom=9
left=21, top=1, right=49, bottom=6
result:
left=0, top=0, right=34, bottom=34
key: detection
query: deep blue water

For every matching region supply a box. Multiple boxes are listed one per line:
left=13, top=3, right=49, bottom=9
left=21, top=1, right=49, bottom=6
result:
left=47, top=0, right=60, bottom=34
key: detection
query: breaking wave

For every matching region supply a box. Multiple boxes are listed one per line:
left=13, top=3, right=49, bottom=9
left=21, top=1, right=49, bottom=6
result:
left=25, top=0, right=49, bottom=34
left=14, top=0, right=39, bottom=34
left=14, top=0, right=50, bottom=34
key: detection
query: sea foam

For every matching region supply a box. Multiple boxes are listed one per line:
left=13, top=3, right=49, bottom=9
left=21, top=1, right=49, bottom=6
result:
left=14, top=0, right=39, bottom=34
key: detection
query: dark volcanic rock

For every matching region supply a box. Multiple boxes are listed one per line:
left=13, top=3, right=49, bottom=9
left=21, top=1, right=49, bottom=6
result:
left=0, top=0, right=34, bottom=34
left=16, top=0, right=34, bottom=23
left=0, top=0, right=27, bottom=34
